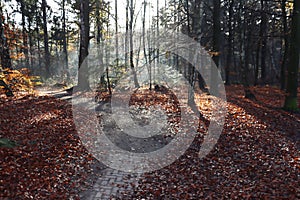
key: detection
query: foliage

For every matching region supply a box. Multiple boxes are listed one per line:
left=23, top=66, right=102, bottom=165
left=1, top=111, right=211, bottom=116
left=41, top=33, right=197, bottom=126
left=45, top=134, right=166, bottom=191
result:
left=0, top=68, right=42, bottom=95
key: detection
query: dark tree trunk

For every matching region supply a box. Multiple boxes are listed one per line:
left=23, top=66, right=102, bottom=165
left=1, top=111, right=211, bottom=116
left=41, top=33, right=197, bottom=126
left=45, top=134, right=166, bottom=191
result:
left=42, top=0, right=50, bottom=77
left=225, top=0, right=233, bottom=85
left=260, top=0, right=267, bottom=82
left=95, top=0, right=105, bottom=87
left=281, top=0, right=288, bottom=90
left=62, top=0, right=70, bottom=81
left=284, top=0, right=300, bottom=111
left=0, top=3, right=12, bottom=69
left=78, top=0, right=90, bottom=90
left=241, top=10, right=256, bottom=100
left=35, top=9, right=41, bottom=69
left=19, top=0, right=29, bottom=67
left=211, top=0, right=221, bottom=94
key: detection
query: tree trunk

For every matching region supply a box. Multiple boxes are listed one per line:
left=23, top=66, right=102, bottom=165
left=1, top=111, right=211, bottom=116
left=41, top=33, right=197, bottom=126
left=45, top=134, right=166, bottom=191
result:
left=281, top=0, right=288, bottom=90
left=78, top=0, right=90, bottom=90
left=106, top=6, right=112, bottom=95
left=0, top=3, right=12, bottom=69
left=156, top=0, right=160, bottom=75
left=95, top=0, right=105, bottom=87
left=115, top=0, right=119, bottom=68
left=129, top=0, right=139, bottom=88
left=260, top=0, right=267, bottom=82
left=42, top=0, right=50, bottom=77
left=36, top=9, right=41, bottom=69
left=125, top=0, right=129, bottom=66
left=62, top=0, right=70, bottom=81
left=284, top=0, right=300, bottom=111
left=226, top=0, right=233, bottom=85
left=241, top=9, right=256, bottom=100
left=20, top=0, right=29, bottom=67
left=211, top=0, right=221, bottom=94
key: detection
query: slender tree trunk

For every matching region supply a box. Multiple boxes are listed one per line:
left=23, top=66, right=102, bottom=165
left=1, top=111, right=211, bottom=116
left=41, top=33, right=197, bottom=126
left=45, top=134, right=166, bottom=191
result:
left=255, top=36, right=261, bottom=85
left=96, top=0, right=105, bottom=87
left=156, top=0, right=160, bottom=75
left=36, top=10, right=41, bottom=69
left=284, top=0, right=300, bottom=111
left=125, top=0, right=129, bottom=66
left=28, top=19, right=33, bottom=69
left=211, top=0, right=221, bottom=94
left=142, top=0, right=151, bottom=90
left=62, top=0, right=69, bottom=81
left=142, top=0, right=147, bottom=64
left=260, top=0, right=267, bottom=82
left=226, top=0, right=233, bottom=85
left=42, top=0, right=50, bottom=77
left=115, top=0, right=119, bottom=67
left=129, top=0, right=139, bottom=88
left=212, top=0, right=221, bottom=66
left=20, top=0, right=29, bottom=67
left=148, top=3, right=152, bottom=89
left=238, top=4, right=255, bottom=99
left=281, top=0, right=288, bottom=90
left=106, top=9, right=112, bottom=95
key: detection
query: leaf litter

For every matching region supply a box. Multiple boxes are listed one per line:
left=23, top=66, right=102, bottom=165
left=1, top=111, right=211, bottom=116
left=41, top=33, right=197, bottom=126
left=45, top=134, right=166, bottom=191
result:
left=0, top=85, right=299, bottom=199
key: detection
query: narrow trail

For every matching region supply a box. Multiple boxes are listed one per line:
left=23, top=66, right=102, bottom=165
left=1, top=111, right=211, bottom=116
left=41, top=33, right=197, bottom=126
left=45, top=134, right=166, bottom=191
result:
left=36, top=87, right=143, bottom=199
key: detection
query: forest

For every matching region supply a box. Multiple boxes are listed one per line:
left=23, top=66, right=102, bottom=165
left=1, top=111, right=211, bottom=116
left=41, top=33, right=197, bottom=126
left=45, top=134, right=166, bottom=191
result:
left=0, top=0, right=299, bottom=199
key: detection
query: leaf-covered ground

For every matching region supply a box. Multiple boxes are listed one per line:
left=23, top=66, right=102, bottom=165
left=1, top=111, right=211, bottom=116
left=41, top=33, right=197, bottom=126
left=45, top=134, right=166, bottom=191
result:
left=0, top=94, right=96, bottom=199
left=131, top=85, right=300, bottom=199
left=0, top=85, right=299, bottom=199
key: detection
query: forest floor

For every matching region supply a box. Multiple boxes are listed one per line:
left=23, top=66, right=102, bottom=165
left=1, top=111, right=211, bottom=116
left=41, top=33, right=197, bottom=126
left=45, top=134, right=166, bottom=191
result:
left=0, top=85, right=299, bottom=199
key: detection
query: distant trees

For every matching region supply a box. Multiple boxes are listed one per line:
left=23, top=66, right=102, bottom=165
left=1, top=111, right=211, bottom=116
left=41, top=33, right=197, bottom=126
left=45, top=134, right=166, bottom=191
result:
left=160, top=0, right=297, bottom=101
left=0, top=0, right=299, bottom=111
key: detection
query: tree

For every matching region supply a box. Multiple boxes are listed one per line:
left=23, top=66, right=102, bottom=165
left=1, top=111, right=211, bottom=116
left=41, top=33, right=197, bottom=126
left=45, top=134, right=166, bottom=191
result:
left=211, top=0, right=221, bottom=93
left=95, top=0, right=105, bottom=87
left=0, top=2, right=12, bottom=69
left=16, top=0, right=29, bottom=67
left=125, top=0, right=129, bottom=65
left=284, top=0, right=300, bottom=111
left=258, top=0, right=268, bottom=82
left=77, top=0, right=90, bottom=90
left=42, top=0, right=50, bottom=77
left=62, top=0, right=69, bottom=81
left=115, top=0, right=119, bottom=68
left=225, top=0, right=234, bottom=85
left=280, top=0, right=289, bottom=90
left=129, top=0, right=139, bottom=88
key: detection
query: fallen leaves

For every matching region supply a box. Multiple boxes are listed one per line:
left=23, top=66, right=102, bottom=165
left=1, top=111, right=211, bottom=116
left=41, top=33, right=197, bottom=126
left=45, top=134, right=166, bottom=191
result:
left=0, top=85, right=299, bottom=199
left=130, top=85, right=300, bottom=199
left=0, top=95, right=95, bottom=199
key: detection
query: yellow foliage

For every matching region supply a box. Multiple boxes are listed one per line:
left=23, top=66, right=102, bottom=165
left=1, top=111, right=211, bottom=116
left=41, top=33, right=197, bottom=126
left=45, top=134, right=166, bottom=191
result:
left=0, top=68, right=42, bottom=95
